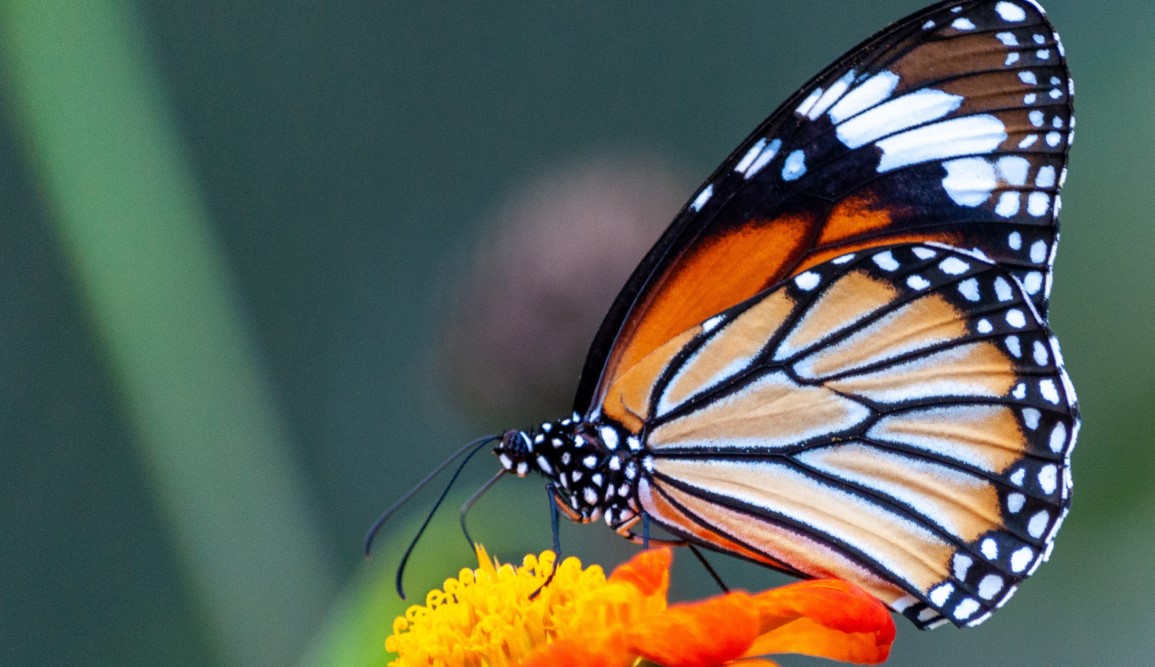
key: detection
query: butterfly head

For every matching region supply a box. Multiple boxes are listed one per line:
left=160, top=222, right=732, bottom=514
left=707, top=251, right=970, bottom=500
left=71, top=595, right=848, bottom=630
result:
left=495, top=428, right=535, bottom=477
left=494, top=418, right=645, bottom=527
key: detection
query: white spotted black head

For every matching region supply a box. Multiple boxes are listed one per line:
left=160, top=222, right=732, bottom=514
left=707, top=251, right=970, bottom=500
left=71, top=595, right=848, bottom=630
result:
left=494, top=418, right=643, bottom=527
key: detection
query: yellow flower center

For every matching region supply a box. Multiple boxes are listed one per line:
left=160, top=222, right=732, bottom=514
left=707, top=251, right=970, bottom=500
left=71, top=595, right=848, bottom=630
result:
left=386, top=546, right=651, bottom=667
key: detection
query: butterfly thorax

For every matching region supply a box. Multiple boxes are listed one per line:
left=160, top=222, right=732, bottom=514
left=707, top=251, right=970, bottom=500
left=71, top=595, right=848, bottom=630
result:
left=495, top=418, right=645, bottom=530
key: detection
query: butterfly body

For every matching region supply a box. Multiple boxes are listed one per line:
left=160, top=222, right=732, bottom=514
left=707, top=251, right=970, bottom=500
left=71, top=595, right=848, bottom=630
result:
left=391, top=0, right=1079, bottom=632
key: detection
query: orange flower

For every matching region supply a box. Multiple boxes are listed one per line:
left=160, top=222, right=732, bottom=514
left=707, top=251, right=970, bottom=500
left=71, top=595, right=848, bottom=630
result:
left=386, top=546, right=894, bottom=667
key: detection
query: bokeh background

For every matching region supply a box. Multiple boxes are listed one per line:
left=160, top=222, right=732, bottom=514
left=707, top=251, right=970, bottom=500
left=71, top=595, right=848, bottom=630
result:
left=2, top=1, right=1152, bottom=665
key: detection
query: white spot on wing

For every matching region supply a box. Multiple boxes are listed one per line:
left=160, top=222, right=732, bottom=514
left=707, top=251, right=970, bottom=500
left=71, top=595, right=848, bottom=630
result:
left=995, top=192, right=1020, bottom=217
left=806, top=70, right=856, bottom=120
left=907, top=275, right=930, bottom=290
left=1010, top=547, right=1034, bottom=573
left=997, top=156, right=1030, bottom=186
left=873, top=250, right=899, bottom=271
left=828, top=71, right=900, bottom=123
left=746, top=138, right=783, bottom=179
left=735, top=138, right=767, bottom=174
left=994, top=277, right=1014, bottom=302
left=794, top=271, right=821, bottom=291
left=939, top=256, right=970, bottom=275
left=996, top=2, right=1027, bottom=22
left=978, top=574, right=1005, bottom=600
left=836, top=88, right=962, bottom=150
left=1028, top=510, right=1049, bottom=538
left=1023, top=271, right=1043, bottom=294
left=930, top=583, right=954, bottom=607
left=953, top=553, right=973, bottom=579
left=1005, top=335, right=1021, bottom=358
left=690, top=184, right=714, bottom=212
left=952, top=17, right=976, bottom=30
left=781, top=149, right=807, bottom=181
left=959, top=278, right=980, bottom=301
left=942, top=158, right=996, bottom=206
left=875, top=115, right=1007, bottom=173
left=1022, top=407, right=1041, bottom=430
left=1033, top=340, right=1050, bottom=366
left=1049, top=422, right=1067, bottom=453
left=1028, top=192, right=1051, bottom=216
left=954, top=598, right=980, bottom=620
left=795, top=88, right=823, bottom=118
left=1038, top=464, right=1058, bottom=493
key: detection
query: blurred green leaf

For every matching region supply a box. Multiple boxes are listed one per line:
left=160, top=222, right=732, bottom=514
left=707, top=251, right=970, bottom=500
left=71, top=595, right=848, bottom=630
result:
left=0, top=1, right=335, bottom=665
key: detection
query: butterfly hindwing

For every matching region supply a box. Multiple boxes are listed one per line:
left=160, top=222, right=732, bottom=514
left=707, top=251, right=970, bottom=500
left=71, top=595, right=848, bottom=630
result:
left=611, top=242, right=1077, bottom=628
left=577, top=0, right=1073, bottom=418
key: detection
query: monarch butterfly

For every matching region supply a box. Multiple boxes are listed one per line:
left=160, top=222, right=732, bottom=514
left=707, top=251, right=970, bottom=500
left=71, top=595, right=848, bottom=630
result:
left=369, top=0, right=1078, bottom=630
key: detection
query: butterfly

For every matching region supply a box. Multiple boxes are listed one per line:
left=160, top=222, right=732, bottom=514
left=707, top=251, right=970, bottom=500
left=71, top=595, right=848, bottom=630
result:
left=369, top=0, right=1078, bottom=630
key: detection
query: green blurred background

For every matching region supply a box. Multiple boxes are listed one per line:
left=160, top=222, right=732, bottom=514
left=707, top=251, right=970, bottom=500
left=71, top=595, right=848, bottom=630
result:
left=1, top=1, right=1152, bottom=665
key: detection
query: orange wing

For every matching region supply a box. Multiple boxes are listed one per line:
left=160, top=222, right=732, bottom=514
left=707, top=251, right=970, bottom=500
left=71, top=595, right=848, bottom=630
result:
left=606, top=243, right=1078, bottom=628
left=576, top=0, right=1073, bottom=419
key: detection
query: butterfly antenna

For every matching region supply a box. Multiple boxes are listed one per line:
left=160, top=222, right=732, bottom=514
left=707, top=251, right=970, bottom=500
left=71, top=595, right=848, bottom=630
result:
left=363, top=434, right=498, bottom=557
left=391, top=436, right=497, bottom=599
left=460, top=470, right=505, bottom=547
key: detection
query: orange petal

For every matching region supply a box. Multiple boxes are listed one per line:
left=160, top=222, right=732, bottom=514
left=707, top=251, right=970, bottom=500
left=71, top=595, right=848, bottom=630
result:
left=608, top=547, right=672, bottom=598
left=745, top=579, right=895, bottom=664
left=521, top=636, right=635, bottom=667
left=629, top=591, right=762, bottom=667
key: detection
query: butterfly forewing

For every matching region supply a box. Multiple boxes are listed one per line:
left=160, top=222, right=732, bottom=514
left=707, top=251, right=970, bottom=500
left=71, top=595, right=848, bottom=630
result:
left=613, top=243, right=1077, bottom=628
left=577, top=0, right=1073, bottom=418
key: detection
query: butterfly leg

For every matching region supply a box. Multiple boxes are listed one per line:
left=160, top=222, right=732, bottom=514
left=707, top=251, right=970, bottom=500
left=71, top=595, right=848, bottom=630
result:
left=688, top=543, right=729, bottom=593
left=618, top=520, right=728, bottom=590
left=531, top=483, right=564, bottom=599
left=458, top=470, right=504, bottom=549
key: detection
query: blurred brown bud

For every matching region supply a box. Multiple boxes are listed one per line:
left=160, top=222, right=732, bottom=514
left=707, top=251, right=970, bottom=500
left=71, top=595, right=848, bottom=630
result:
left=440, top=153, right=689, bottom=426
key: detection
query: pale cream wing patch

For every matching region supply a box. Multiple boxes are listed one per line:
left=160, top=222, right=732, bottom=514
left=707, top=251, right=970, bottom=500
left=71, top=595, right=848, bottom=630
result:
left=617, top=244, right=1077, bottom=629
